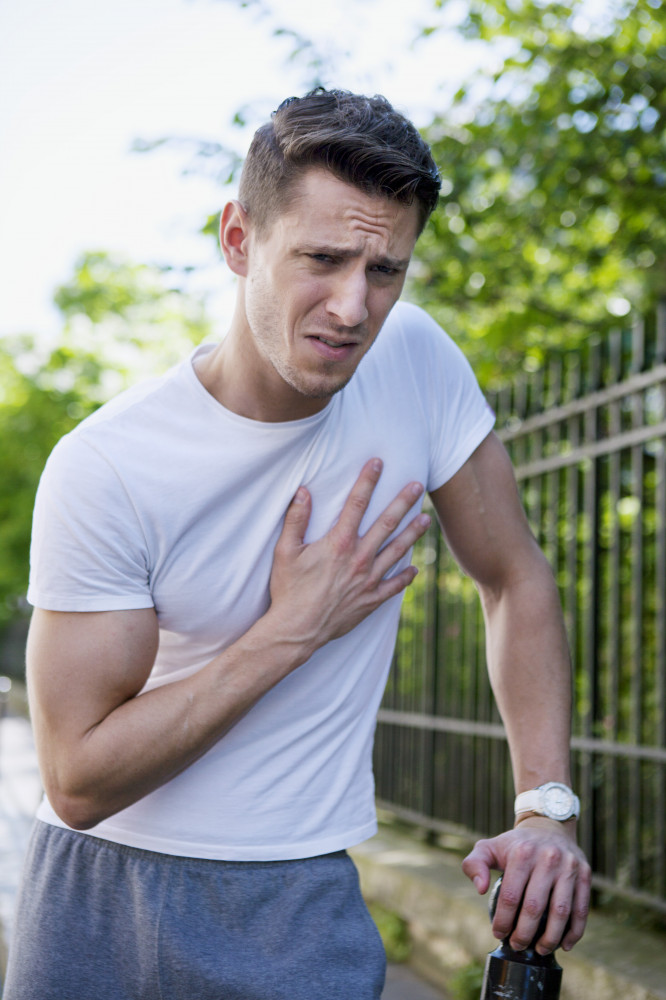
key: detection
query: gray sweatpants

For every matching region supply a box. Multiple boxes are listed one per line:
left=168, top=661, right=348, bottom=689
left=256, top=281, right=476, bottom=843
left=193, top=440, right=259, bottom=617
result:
left=4, top=821, right=386, bottom=1000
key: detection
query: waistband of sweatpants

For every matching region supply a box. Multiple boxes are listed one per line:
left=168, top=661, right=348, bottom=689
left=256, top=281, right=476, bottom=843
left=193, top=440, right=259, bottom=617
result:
left=35, top=819, right=349, bottom=870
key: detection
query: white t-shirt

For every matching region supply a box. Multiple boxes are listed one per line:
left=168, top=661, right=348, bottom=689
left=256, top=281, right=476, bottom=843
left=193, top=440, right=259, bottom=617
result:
left=28, top=302, right=495, bottom=860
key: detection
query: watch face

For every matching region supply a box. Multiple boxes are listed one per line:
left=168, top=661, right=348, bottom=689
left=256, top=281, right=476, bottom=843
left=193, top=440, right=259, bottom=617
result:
left=543, top=783, right=573, bottom=819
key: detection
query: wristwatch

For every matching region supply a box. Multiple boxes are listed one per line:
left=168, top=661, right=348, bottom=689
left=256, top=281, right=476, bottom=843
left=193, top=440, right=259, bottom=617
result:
left=514, top=782, right=580, bottom=822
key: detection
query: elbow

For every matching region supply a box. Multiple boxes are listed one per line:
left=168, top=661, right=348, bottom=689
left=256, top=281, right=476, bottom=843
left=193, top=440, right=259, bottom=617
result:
left=47, top=786, right=111, bottom=832
left=64, top=811, right=104, bottom=832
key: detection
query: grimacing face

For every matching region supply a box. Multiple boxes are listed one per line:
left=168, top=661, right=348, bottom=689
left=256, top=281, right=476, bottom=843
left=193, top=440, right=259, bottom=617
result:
left=237, top=169, right=421, bottom=419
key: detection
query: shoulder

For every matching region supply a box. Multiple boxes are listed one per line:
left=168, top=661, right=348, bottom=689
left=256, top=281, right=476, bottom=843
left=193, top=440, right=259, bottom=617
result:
left=46, top=352, right=200, bottom=476
left=383, top=300, right=442, bottom=339
left=376, top=301, right=480, bottom=384
left=77, top=357, right=190, bottom=435
left=382, top=301, right=467, bottom=359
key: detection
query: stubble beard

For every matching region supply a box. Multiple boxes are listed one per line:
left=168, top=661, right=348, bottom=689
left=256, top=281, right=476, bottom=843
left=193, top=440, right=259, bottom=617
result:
left=265, top=347, right=356, bottom=400
left=250, top=308, right=367, bottom=401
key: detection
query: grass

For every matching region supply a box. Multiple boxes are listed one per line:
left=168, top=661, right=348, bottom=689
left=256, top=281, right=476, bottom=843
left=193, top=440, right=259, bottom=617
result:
left=367, top=901, right=411, bottom=963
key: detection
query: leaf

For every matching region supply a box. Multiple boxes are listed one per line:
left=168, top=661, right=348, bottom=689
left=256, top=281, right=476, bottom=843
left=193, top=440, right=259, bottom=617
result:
left=409, top=0, right=666, bottom=387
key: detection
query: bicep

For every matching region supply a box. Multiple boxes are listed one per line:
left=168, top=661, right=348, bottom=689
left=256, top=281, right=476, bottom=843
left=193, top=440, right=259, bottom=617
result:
left=429, top=431, right=542, bottom=592
left=27, top=607, right=159, bottom=771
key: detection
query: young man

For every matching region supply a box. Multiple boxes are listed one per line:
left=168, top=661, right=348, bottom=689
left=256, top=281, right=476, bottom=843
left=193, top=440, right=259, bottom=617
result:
left=5, top=89, right=590, bottom=999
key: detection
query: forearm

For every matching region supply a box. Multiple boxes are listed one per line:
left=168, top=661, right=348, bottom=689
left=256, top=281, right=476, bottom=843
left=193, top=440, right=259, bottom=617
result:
left=32, top=462, right=429, bottom=830
left=433, top=434, right=590, bottom=950
left=33, top=610, right=311, bottom=830
left=479, top=548, right=573, bottom=794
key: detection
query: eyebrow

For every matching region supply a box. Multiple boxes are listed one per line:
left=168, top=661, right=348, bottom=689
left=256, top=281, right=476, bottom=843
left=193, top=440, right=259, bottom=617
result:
left=298, top=243, right=411, bottom=270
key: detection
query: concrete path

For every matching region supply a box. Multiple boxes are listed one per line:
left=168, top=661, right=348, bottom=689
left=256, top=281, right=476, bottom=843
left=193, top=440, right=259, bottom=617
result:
left=384, top=963, right=449, bottom=998
left=0, top=716, right=42, bottom=948
left=0, top=713, right=449, bottom=998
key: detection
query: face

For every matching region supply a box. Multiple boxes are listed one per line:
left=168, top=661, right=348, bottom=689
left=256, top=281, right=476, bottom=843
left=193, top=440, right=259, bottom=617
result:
left=230, top=169, right=420, bottom=420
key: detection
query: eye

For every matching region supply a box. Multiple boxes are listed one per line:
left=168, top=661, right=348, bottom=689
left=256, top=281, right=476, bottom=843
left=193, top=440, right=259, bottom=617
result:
left=309, top=253, right=335, bottom=264
left=370, top=264, right=400, bottom=278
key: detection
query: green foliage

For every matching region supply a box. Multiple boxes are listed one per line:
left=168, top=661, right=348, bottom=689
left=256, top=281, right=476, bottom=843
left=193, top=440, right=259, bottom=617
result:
left=0, top=345, right=94, bottom=625
left=53, top=251, right=212, bottom=388
left=0, top=252, right=211, bottom=625
left=366, top=901, right=411, bottom=963
left=412, top=0, right=666, bottom=386
left=133, top=1, right=665, bottom=390
left=384, top=309, right=666, bottom=908
left=201, top=211, right=222, bottom=241
left=449, top=960, right=486, bottom=1000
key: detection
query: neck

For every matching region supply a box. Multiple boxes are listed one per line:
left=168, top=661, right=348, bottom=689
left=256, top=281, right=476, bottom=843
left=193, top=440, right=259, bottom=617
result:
left=194, top=300, right=331, bottom=423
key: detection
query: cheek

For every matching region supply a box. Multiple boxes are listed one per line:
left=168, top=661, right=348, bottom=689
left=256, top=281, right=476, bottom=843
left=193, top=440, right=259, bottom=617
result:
left=290, top=279, right=330, bottom=321
left=367, top=286, right=402, bottom=327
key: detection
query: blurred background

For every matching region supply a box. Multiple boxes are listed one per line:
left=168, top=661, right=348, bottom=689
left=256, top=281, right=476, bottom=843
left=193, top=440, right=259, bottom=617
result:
left=1, top=0, right=662, bottom=632
left=1, top=2, right=666, bottom=980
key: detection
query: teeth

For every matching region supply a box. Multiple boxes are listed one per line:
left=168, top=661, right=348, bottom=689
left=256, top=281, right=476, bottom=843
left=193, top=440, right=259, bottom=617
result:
left=318, top=337, right=344, bottom=347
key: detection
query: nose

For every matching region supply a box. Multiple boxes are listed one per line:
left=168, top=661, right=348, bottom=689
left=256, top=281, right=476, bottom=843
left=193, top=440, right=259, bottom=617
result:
left=325, top=266, right=369, bottom=328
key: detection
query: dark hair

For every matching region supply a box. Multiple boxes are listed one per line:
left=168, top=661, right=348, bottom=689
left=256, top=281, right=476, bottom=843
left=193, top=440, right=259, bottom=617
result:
left=238, top=88, right=441, bottom=235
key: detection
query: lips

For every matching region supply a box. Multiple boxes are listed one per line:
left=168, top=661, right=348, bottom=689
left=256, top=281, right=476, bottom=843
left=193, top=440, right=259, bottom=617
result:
left=307, top=334, right=358, bottom=361
left=318, top=336, right=349, bottom=347
left=311, top=334, right=357, bottom=347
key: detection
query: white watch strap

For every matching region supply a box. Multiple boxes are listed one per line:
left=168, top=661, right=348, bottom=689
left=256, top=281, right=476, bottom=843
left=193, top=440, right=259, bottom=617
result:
left=514, top=782, right=580, bottom=820
left=514, top=788, right=543, bottom=814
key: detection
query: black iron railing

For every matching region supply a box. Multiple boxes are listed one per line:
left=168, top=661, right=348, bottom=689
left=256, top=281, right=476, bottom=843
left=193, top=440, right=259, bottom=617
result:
left=374, top=304, right=666, bottom=916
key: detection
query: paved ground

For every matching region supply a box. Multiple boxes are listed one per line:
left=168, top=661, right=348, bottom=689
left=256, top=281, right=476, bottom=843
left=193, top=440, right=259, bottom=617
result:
left=383, top=963, right=449, bottom=998
left=0, top=716, right=42, bottom=946
left=0, top=713, right=449, bottom=998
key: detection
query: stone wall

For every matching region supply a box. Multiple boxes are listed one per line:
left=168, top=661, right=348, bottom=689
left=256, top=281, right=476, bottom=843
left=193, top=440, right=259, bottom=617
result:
left=351, top=821, right=666, bottom=1000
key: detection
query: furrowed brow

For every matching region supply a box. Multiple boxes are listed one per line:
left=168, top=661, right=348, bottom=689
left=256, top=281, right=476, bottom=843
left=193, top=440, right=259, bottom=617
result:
left=299, top=244, right=360, bottom=260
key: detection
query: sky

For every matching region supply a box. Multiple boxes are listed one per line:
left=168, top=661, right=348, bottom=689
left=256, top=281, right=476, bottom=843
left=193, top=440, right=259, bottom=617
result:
left=0, top=0, right=487, bottom=342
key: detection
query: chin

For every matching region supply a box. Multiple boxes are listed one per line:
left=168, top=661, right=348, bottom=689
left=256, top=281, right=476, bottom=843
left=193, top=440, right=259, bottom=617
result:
left=295, top=373, right=355, bottom=399
left=276, top=361, right=355, bottom=400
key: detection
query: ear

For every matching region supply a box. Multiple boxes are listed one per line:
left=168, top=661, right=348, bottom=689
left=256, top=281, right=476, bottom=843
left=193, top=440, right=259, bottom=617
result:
left=219, top=200, right=251, bottom=277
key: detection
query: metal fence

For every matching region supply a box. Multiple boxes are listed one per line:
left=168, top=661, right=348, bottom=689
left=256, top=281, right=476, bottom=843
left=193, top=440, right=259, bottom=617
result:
left=374, top=304, right=666, bottom=916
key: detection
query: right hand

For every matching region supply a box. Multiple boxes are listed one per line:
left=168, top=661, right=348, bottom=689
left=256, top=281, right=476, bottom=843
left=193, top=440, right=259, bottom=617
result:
left=267, top=458, right=430, bottom=656
left=463, top=818, right=590, bottom=954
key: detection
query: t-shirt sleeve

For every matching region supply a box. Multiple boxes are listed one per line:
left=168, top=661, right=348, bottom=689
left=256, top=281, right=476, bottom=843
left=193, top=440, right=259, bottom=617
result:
left=27, top=432, right=155, bottom=612
left=394, top=303, right=496, bottom=491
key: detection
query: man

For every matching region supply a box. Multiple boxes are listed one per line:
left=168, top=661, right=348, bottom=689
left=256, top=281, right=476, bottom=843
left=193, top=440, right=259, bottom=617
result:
left=5, top=89, right=590, bottom=999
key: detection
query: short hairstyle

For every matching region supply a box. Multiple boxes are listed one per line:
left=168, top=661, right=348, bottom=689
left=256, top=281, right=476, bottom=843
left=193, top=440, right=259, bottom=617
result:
left=238, top=88, right=441, bottom=235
